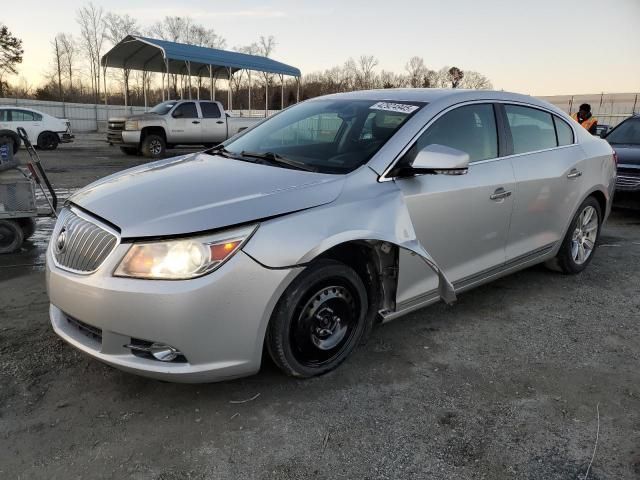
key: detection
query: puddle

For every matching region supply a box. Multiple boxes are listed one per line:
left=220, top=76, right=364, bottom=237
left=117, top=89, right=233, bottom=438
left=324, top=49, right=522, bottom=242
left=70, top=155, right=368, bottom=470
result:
left=0, top=187, right=76, bottom=273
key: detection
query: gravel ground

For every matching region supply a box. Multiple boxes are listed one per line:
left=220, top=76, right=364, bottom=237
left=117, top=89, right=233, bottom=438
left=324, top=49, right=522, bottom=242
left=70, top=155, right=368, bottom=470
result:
left=0, top=135, right=639, bottom=479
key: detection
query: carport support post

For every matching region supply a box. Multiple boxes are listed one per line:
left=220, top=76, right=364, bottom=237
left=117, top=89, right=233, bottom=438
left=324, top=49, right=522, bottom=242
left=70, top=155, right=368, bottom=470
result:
left=143, top=71, right=148, bottom=110
left=265, top=81, right=269, bottom=117
left=228, top=67, right=233, bottom=112
left=248, top=71, right=252, bottom=115
left=166, top=58, right=171, bottom=100
left=296, top=76, right=300, bottom=103
left=186, top=61, right=192, bottom=100
left=209, top=65, right=214, bottom=101
left=280, top=74, right=284, bottom=110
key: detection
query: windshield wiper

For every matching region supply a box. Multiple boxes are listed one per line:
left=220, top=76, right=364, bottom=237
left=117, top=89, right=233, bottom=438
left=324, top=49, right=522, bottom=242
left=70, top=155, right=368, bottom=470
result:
left=206, top=145, right=247, bottom=160
left=240, top=151, right=317, bottom=172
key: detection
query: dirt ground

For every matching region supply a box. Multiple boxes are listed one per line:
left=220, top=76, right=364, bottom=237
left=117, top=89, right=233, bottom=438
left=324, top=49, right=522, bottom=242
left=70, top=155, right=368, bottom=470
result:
left=1, top=135, right=639, bottom=479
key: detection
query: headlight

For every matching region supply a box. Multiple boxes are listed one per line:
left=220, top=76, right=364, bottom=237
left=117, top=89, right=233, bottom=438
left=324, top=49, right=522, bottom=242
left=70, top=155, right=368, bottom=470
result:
left=114, top=225, right=257, bottom=280
left=124, top=120, right=139, bottom=131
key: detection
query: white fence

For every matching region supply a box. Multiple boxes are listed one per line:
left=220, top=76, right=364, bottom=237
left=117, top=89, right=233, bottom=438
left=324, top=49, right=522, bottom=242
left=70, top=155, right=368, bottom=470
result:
left=540, top=92, right=638, bottom=128
left=0, top=97, right=278, bottom=133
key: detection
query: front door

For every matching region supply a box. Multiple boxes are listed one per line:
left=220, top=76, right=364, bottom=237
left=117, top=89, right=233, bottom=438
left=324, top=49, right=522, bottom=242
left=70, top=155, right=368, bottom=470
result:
left=393, top=103, right=516, bottom=305
left=169, top=102, right=201, bottom=144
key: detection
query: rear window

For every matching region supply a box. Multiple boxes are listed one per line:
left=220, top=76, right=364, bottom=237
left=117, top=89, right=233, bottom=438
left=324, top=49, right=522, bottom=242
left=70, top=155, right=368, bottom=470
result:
left=505, top=105, right=557, bottom=154
left=201, top=102, right=221, bottom=119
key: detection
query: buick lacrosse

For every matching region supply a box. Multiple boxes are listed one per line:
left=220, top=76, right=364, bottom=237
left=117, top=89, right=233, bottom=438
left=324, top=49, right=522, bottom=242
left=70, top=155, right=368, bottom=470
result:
left=47, top=89, right=616, bottom=382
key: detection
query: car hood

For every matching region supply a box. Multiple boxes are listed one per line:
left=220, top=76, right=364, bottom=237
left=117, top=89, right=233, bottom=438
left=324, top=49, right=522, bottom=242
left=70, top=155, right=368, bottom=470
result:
left=69, top=153, right=345, bottom=238
left=611, top=144, right=640, bottom=166
left=125, top=113, right=163, bottom=122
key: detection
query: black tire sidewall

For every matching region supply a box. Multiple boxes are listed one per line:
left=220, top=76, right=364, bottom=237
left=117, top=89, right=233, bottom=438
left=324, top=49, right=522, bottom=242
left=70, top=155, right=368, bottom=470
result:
left=18, top=217, right=36, bottom=240
left=142, top=135, right=166, bottom=158
left=267, top=260, right=370, bottom=378
left=557, top=197, right=602, bottom=274
left=37, top=132, right=58, bottom=150
left=0, top=220, right=24, bottom=253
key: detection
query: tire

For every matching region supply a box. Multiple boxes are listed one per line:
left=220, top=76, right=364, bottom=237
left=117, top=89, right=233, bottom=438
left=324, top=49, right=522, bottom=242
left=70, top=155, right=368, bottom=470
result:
left=266, top=259, right=371, bottom=378
left=0, top=219, right=24, bottom=254
left=550, top=196, right=602, bottom=274
left=141, top=134, right=166, bottom=158
left=120, top=146, right=139, bottom=156
left=37, top=131, right=59, bottom=150
left=17, top=218, right=36, bottom=240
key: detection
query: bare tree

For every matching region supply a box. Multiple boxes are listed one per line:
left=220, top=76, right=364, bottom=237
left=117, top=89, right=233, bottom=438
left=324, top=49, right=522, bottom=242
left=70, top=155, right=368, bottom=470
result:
left=104, top=13, right=139, bottom=104
left=77, top=3, right=106, bottom=102
left=460, top=71, right=492, bottom=89
left=52, top=37, right=64, bottom=100
left=58, top=33, right=77, bottom=92
left=405, top=56, right=427, bottom=88
left=356, top=55, right=378, bottom=89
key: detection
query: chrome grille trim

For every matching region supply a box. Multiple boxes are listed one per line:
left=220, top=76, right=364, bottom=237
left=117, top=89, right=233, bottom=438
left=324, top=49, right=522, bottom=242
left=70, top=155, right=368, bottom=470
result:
left=616, top=175, right=640, bottom=190
left=51, top=207, right=120, bottom=274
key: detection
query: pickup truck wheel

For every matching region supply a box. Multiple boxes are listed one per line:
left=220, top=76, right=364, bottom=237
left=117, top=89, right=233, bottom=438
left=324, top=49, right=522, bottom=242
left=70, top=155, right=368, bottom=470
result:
left=266, top=259, right=370, bottom=378
left=120, top=146, right=139, bottom=156
left=17, top=218, right=37, bottom=240
left=0, top=220, right=24, bottom=254
left=141, top=134, right=166, bottom=158
left=37, top=131, right=59, bottom=150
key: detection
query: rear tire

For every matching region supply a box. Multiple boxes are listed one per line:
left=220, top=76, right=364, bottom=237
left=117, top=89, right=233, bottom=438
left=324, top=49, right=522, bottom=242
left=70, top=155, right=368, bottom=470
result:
left=266, top=259, right=370, bottom=378
left=0, top=220, right=24, bottom=253
left=37, top=131, right=59, bottom=150
left=549, top=196, right=602, bottom=274
left=141, top=134, right=166, bottom=158
left=120, top=146, right=139, bottom=156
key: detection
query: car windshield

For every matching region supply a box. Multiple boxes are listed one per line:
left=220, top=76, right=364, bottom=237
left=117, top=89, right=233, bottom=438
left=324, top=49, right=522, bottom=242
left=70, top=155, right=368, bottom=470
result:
left=223, top=99, right=425, bottom=173
left=606, top=118, right=640, bottom=145
left=149, top=101, right=178, bottom=115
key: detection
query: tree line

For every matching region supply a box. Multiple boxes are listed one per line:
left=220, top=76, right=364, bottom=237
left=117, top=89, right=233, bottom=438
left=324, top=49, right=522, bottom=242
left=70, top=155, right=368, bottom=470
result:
left=0, top=4, right=493, bottom=110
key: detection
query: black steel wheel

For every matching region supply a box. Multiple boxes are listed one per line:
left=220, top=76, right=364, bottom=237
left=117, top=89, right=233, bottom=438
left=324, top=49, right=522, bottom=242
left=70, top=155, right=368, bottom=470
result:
left=0, top=219, right=24, bottom=254
left=267, top=259, right=370, bottom=378
left=37, top=131, right=59, bottom=150
left=17, top=217, right=36, bottom=240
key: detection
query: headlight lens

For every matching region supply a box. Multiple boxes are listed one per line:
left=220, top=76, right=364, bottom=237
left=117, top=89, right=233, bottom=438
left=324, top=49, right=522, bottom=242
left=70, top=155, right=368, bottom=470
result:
left=114, top=225, right=257, bottom=280
left=124, top=120, right=139, bottom=131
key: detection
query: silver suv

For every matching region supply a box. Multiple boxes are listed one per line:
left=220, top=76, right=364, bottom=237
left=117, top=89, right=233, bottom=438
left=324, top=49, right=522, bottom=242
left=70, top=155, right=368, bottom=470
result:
left=47, top=89, right=616, bottom=382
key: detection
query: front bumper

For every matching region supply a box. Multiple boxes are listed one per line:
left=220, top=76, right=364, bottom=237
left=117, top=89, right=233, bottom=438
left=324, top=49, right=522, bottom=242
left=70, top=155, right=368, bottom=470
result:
left=57, top=132, right=74, bottom=144
left=121, top=130, right=141, bottom=146
left=47, top=244, right=300, bottom=383
left=615, top=166, right=640, bottom=192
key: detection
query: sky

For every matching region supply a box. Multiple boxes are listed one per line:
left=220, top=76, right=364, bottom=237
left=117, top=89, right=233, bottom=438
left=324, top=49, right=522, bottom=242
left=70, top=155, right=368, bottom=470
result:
left=2, top=0, right=639, bottom=96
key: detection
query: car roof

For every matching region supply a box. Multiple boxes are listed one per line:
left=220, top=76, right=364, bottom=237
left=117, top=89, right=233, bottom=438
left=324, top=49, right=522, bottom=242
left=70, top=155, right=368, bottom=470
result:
left=317, top=88, right=557, bottom=111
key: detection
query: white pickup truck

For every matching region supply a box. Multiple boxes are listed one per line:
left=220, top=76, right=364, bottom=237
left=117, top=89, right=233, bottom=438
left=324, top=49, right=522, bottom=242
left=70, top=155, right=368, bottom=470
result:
left=107, top=100, right=261, bottom=158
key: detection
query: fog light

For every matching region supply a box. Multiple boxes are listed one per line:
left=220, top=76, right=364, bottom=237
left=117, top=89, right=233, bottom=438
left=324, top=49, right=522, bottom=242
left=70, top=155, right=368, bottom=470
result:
left=150, top=343, right=181, bottom=362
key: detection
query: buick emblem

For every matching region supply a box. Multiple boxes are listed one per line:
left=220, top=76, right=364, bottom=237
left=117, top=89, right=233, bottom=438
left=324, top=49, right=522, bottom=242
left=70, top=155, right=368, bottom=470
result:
left=55, top=228, right=67, bottom=254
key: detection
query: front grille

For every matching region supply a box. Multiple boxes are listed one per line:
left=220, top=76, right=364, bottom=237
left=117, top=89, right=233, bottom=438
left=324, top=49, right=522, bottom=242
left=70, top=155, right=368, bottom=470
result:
left=66, top=315, right=102, bottom=343
left=616, top=173, right=640, bottom=191
left=52, top=208, right=118, bottom=273
left=108, top=121, right=125, bottom=131
left=107, top=120, right=125, bottom=144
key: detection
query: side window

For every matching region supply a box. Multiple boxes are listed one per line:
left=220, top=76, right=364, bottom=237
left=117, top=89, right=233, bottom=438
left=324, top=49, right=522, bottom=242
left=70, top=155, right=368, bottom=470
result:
left=554, top=116, right=574, bottom=146
left=200, top=102, right=221, bottom=119
left=33, top=112, right=43, bottom=121
left=10, top=109, right=36, bottom=121
left=404, top=103, right=498, bottom=164
left=0, top=110, right=7, bottom=121
left=172, top=102, right=198, bottom=119
left=505, top=105, right=557, bottom=154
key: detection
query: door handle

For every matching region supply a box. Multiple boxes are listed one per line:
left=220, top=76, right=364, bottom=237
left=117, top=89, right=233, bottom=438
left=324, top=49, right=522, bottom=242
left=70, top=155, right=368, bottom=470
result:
left=490, top=188, right=512, bottom=201
left=567, top=169, right=582, bottom=179
left=192, top=120, right=200, bottom=124
left=216, top=120, right=224, bottom=124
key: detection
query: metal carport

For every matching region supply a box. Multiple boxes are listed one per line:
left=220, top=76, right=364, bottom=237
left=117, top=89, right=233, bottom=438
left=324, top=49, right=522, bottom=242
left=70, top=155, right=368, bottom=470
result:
left=101, top=35, right=302, bottom=112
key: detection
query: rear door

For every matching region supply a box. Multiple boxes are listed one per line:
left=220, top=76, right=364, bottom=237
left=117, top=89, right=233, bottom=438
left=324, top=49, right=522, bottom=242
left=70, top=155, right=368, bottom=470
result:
left=169, top=102, right=201, bottom=144
left=199, top=102, right=227, bottom=144
left=393, top=103, right=516, bottom=305
left=501, top=104, right=583, bottom=261
left=9, top=109, right=42, bottom=142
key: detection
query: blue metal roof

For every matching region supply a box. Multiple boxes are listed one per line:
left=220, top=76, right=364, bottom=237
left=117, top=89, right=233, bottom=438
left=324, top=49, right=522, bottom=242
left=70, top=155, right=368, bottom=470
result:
left=101, top=35, right=301, bottom=78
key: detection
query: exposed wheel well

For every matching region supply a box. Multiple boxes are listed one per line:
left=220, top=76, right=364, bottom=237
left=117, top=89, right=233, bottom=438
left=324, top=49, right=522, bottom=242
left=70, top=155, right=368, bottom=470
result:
left=0, top=130, right=20, bottom=153
left=589, top=190, right=607, bottom=217
left=141, top=127, right=166, bottom=142
left=315, top=241, right=399, bottom=322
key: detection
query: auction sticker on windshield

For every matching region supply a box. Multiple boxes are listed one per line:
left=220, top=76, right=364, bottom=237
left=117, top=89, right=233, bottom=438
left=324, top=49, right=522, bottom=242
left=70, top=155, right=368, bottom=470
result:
left=369, top=102, right=420, bottom=114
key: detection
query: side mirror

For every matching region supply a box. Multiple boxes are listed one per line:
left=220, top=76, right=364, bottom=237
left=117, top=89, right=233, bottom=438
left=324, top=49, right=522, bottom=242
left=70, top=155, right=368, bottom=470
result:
left=410, top=144, right=470, bottom=175
left=172, top=110, right=183, bottom=118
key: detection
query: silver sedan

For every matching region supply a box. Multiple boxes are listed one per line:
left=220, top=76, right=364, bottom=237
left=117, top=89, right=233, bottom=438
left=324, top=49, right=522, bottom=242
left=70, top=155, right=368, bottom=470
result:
left=46, top=89, right=616, bottom=382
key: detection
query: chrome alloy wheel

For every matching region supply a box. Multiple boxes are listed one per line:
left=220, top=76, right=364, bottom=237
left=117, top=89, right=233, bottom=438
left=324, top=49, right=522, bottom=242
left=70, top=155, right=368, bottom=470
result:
left=571, top=205, right=598, bottom=265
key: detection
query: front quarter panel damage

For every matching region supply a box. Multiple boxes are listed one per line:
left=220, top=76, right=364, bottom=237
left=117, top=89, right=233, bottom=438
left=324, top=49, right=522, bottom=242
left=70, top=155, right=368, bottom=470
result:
left=242, top=168, right=457, bottom=305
